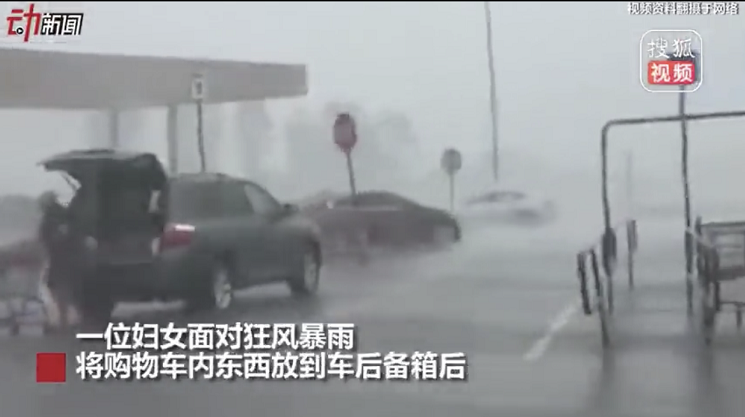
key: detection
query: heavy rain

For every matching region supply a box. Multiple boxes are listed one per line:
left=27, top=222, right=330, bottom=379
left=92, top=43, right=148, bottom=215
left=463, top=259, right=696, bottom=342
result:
left=0, top=2, right=744, bottom=416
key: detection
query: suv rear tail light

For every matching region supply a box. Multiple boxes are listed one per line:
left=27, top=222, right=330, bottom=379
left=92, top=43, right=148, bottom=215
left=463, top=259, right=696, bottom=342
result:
left=159, top=223, right=195, bottom=251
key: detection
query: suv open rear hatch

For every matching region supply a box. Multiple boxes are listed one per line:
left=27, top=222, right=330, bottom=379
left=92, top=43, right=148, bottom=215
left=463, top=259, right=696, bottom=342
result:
left=41, top=149, right=166, bottom=188
left=40, top=149, right=168, bottom=265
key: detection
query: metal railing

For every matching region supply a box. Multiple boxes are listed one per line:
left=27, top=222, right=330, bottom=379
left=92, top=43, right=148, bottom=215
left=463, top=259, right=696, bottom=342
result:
left=578, top=214, right=745, bottom=347
left=576, top=219, right=637, bottom=347
left=595, top=109, right=745, bottom=347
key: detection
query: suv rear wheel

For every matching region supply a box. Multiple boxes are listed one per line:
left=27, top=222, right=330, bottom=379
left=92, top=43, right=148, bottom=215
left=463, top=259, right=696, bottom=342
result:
left=433, top=224, right=459, bottom=245
left=187, top=262, right=234, bottom=312
left=288, top=246, right=321, bottom=296
left=80, top=284, right=115, bottom=324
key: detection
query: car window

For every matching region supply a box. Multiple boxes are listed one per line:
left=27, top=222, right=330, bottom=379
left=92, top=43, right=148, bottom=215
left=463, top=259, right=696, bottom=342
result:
left=108, top=187, right=152, bottom=217
left=243, top=183, right=280, bottom=215
left=495, top=191, right=525, bottom=202
left=221, top=182, right=254, bottom=216
left=168, top=181, right=223, bottom=220
left=336, top=192, right=413, bottom=209
left=467, top=191, right=524, bottom=205
left=466, top=192, right=498, bottom=205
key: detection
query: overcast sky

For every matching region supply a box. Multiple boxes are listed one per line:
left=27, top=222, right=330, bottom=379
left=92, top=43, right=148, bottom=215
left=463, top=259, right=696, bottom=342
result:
left=1, top=2, right=744, bottom=199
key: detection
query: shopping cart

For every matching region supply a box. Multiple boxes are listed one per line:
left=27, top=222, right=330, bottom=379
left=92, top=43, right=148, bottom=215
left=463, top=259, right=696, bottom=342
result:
left=0, top=239, right=49, bottom=335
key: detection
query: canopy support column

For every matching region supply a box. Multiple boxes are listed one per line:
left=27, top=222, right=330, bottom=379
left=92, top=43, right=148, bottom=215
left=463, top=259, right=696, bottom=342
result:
left=107, top=109, right=120, bottom=148
left=167, top=104, right=179, bottom=175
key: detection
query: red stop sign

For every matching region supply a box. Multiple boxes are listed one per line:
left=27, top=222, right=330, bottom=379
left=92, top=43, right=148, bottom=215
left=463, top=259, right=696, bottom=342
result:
left=333, top=113, right=357, bottom=153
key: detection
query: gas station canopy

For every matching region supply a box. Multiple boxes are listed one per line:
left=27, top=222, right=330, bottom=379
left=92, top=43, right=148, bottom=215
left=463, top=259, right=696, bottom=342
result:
left=0, top=47, right=308, bottom=109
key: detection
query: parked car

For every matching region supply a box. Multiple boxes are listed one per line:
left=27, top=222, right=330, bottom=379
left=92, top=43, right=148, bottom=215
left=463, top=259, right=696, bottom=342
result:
left=33, top=149, right=322, bottom=320
left=299, top=190, right=461, bottom=256
left=458, top=188, right=556, bottom=226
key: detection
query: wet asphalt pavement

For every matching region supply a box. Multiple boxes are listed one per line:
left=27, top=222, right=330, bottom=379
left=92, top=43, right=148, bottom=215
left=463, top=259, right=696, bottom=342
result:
left=1, top=219, right=744, bottom=416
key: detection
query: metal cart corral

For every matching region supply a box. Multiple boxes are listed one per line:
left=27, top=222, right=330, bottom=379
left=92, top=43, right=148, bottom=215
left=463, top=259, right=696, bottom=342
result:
left=577, top=109, right=745, bottom=347
left=690, top=218, right=745, bottom=344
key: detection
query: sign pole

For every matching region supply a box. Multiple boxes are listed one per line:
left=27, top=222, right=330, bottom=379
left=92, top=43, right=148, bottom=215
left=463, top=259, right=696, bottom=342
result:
left=192, top=74, right=207, bottom=172
left=345, top=151, right=357, bottom=197
left=332, top=112, right=363, bottom=263
left=448, top=172, right=455, bottom=212
left=333, top=112, right=359, bottom=202
left=440, top=147, right=463, bottom=212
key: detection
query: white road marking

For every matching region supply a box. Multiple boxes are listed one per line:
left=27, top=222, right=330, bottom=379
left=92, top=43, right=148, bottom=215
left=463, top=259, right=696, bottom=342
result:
left=523, top=301, right=580, bottom=362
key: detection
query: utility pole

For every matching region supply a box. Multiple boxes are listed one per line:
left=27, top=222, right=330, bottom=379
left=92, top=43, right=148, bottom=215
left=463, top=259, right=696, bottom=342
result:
left=484, top=1, right=499, bottom=182
left=667, top=48, right=699, bottom=314
left=668, top=51, right=698, bottom=312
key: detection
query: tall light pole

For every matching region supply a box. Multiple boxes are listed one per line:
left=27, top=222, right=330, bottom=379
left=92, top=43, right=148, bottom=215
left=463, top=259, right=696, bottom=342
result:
left=669, top=50, right=699, bottom=309
left=484, top=1, right=499, bottom=182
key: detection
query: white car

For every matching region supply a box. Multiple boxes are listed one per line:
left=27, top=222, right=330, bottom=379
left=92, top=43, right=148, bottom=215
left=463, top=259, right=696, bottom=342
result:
left=457, top=189, right=556, bottom=226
